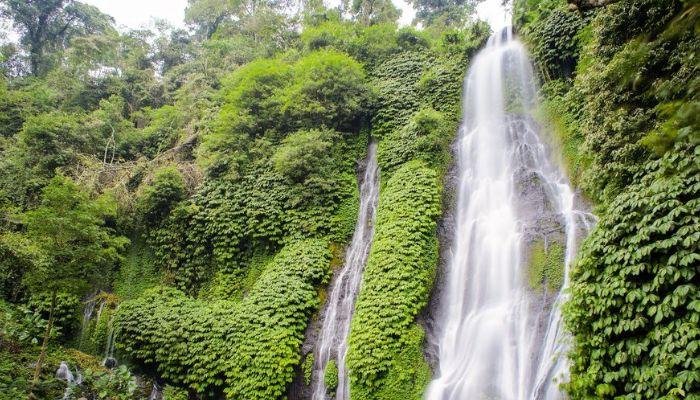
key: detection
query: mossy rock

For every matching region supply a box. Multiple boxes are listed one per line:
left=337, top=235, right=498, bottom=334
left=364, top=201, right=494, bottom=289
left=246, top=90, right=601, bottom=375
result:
left=527, top=238, right=564, bottom=292
left=324, top=359, right=339, bottom=391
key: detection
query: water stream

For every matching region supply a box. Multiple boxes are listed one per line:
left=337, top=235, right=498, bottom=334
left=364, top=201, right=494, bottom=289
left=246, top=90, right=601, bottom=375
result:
left=311, top=142, right=380, bottom=400
left=426, top=27, right=594, bottom=400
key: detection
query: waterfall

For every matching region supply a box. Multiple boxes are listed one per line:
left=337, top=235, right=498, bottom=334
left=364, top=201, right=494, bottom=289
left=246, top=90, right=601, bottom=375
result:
left=426, top=27, right=595, bottom=400
left=103, top=305, right=119, bottom=368
left=78, top=296, right=98, bottom=349
left=148, top=382, right=163, bottom=400
left=56, top=362, right=75, bottom=383
left=311, top=142, right=380, bottom=400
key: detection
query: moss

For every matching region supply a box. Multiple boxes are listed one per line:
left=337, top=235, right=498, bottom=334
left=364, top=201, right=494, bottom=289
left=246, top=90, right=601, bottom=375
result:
left=527, top=239, right=565, bottom=293
left=324, top=359, right=339, bottom=391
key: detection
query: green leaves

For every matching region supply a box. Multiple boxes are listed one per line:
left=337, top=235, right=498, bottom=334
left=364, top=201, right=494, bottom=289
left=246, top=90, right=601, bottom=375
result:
left=324, top=359, right=339, bottom=391
left=347, top=161, right=441, bottom=399
left=116, top=240, right=331, bottom=399
left=281, top=50, right=371, bottom=133
left=271, top=129, right=337, bottom=182
left=198, top=50, right=371, bottom=173
left=6, top=174, right=128, bottom=297
left=564, top=144, right=700, bottom=399
left=136, top=165, right=186, bottom=225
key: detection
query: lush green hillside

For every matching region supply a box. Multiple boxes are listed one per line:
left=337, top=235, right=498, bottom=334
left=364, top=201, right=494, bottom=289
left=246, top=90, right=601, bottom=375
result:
left=0, top=0, right=697, bottom=399
left=0, top=1, right=487, bottom=398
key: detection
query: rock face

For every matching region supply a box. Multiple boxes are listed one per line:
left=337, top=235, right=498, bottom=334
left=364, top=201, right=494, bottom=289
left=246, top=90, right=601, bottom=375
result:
left=56, top=361, right=75, bottom=383
left=423, top=136, right=459, bottom=373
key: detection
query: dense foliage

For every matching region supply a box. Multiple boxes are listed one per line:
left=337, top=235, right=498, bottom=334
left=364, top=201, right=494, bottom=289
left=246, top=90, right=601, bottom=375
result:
left=517, top=0, right=699, bottom=398
left=116, top=240, right=331, bottom=399
left=347, top=161, right=441, bottom=399
left=340, top=24, right=484, bottom=399
left=1, top=0, right=697, bottom=398
left=565, top=144, right=699, bottom=399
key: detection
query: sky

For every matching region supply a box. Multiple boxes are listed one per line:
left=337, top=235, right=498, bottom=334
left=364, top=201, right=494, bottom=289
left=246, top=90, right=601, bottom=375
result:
left=81, top=0, right=506, bottom=30
left=475, top=0, right=510, bottom=31
left=1, top=0, right=505, bottom=41
left=82, top=0, right=189, bottom=29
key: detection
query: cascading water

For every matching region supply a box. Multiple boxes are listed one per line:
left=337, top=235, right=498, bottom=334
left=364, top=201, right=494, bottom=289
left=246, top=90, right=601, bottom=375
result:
left=103, top=305, right=119, bottom=368
left=311, top=142, right=380, bottom=400
left=78, top=297, right=97, bottom=349
left=426, top=26, right=595, bottom=400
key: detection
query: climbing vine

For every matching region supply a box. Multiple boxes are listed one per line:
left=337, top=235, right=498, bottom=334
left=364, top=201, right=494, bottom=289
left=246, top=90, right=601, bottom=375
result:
left=564, top=144, right=699, bottom=399
left=116, top=239, right=331, bottom=399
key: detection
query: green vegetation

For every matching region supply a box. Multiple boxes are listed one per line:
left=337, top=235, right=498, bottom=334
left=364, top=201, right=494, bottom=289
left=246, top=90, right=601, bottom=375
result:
left=116, top=239, right=330, bottom=398
left=347, top=161, right=441, bottom=399
left=517, top=0, right=699, bottom=398
left=302, top=353, right=315, bottom=385
left=324, top=359, right=339, bottom=391
left=0, top=0, right=696, bottom=398
left=527, top=240, right=565, bottom=292
left=565, top=143, right=699, bottom=399
left=340, top=17, right=483, bottom=399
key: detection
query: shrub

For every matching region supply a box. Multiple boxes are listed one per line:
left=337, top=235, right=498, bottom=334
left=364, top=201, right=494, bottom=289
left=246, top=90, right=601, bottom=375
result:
left=349, top=23, right=400, bottom=65
left=280, top=50, right=371, bottom=133
left=301, top=20, right=356, bottom=52
left=117, top=239, right=331, bottom=399
left=136, top=165, right=186, bottom=225
left=324, top=359, right=338, bottom=391
left=271, top=129, right=337, bottom=182
left=28, top=292, right=80, bottom=342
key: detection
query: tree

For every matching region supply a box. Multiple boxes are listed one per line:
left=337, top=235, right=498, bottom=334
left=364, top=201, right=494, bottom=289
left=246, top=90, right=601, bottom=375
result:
left=0, top=0, right=114, bottom=76
left=407, top=0, right=478, bottom=27
left=185, top=0, right=295, bottom=39
left=1, top=175, right=128, bottom=394
left=185, top=0, right=233, bottom=39
left=347, top=0, right=401, bottom=25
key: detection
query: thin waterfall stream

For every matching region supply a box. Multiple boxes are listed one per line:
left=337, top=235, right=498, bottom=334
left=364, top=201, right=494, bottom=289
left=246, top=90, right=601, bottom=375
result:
left=426, top=26, right=595, bottom=400
left=311, top=142, right=380, bottom=400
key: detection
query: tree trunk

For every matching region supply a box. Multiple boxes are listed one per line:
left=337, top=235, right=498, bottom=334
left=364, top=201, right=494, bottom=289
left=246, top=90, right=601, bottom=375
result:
left=29, top=290, right=57, bottom=397
left=29, top=47, right=42, bottom=77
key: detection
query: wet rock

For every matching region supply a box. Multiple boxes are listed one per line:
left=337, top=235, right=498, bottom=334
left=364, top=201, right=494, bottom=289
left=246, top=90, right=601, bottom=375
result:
left=103, top=357, right=117, bottom=369
left=56, top=361, right=74, bottom=383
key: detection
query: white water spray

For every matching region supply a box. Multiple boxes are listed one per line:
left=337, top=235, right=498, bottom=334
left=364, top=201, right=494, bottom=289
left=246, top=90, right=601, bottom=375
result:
left=311, top=142, right=380, bottom=400
left=426, top=27, right=594, bottom=400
